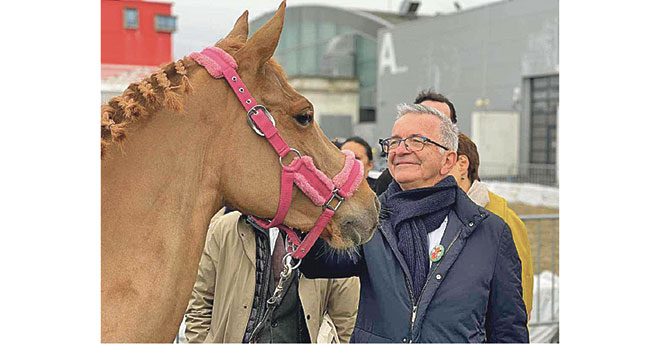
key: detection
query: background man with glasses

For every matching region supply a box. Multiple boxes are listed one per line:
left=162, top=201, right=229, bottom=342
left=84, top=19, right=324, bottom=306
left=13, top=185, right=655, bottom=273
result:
left=300, top=103, right=528, bottom=343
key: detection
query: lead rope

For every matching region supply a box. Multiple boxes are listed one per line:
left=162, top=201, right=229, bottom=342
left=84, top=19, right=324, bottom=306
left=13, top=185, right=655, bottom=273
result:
left=247, top=237, right=302, bottom=343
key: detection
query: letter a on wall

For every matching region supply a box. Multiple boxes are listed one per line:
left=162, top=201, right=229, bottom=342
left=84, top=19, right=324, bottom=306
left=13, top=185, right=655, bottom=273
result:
left=379, top=32, right=408, bottom=76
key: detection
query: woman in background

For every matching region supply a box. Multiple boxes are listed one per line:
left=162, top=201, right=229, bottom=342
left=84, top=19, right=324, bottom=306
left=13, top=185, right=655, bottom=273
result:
left=340, top=136, right=377, bottom=191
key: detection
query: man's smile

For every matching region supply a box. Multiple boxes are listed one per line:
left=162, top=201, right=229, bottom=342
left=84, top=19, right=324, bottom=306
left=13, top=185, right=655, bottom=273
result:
left=394, top=160, right=419, bottom=166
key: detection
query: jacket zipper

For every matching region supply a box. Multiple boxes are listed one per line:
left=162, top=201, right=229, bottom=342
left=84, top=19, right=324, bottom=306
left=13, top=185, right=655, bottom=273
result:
left=406, top=227, right=464, bottom=343
left=251, top=231, right=272, bottom=341
left=403, top=274, right=416, bottom=343
left=406, top=264, right=439, bottom=343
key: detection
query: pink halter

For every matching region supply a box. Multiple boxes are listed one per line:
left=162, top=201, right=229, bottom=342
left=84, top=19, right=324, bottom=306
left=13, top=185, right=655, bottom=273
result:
left=190, top=47, right=364, bottom=259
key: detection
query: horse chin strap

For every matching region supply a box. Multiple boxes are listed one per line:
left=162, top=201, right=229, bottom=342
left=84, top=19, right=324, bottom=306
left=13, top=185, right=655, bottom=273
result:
left=191, top=47, right=364, bottom=261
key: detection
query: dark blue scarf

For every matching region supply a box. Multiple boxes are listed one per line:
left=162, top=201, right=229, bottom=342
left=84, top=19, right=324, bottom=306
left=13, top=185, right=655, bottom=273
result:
left=382, top=176, right=458, bottom=301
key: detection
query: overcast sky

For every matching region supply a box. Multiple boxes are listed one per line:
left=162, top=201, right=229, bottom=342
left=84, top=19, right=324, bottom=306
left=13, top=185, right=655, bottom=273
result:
left=172, top=0, right=500, bottom=59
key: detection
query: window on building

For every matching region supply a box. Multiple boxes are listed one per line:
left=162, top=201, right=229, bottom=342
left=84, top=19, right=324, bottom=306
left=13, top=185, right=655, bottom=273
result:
left=300, top=45, right=318, bottom=75
left=529, top=75, right=558, bottom=165
left=155, top=14, right=177, bottom=32
left=123, top=8, right=139, bottom=29
left=318, top=21, right=336, bottom=40
left=359, top=107, right=375, bottom=123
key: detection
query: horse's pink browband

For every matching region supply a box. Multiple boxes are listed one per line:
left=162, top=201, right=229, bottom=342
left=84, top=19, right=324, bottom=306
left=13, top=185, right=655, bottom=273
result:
left=190, top=47, right=363, bottom=259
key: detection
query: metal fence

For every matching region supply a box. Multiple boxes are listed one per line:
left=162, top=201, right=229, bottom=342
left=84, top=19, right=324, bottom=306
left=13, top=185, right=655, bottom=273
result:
left=520, top=214, right=559, bottom=342
left=480, top=163, right=558, bottom=187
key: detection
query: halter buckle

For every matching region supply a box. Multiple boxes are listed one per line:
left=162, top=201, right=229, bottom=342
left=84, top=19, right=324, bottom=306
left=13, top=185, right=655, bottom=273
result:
left=247, top=105, right=276, bottom=137
left=323, top=188, right=345, bottom=212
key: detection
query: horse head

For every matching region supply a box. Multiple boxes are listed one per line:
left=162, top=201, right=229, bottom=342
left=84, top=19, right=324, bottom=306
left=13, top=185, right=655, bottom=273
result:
left=192, top=2, right=379, bottom=249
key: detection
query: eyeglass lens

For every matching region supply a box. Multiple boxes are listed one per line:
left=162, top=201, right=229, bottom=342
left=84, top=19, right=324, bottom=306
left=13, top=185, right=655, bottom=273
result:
left=384, top=137, right=425, bottom=153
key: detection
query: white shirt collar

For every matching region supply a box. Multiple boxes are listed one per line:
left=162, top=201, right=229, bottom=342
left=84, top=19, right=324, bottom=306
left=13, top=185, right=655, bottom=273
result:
left=427, top=215, right=450, bottom=268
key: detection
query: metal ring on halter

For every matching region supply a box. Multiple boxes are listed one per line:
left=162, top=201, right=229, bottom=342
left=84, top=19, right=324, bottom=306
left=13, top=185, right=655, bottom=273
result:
left=279, top=148, right=302, bottom=167
left=282, top=252, right=302, bottom=270
left=246, top=104, right=276, bottom=137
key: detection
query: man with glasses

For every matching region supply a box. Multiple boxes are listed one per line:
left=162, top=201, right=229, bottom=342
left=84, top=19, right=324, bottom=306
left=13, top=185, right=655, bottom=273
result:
left=372, top=90, right=458, bottom=195
left=300, top=103, right=528, bottom=343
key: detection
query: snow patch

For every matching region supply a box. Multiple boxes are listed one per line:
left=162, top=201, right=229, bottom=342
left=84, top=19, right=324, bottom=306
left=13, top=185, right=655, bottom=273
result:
left=483, top=181, right=558, bottom=208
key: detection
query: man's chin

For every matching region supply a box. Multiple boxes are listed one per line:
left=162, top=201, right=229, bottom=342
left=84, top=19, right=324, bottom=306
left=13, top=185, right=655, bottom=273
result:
left=392, top=170, right=418, bottom=183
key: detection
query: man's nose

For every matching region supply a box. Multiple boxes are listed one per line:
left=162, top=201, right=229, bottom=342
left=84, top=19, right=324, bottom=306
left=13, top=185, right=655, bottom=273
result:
left=393, top=142, right=411, bottom=155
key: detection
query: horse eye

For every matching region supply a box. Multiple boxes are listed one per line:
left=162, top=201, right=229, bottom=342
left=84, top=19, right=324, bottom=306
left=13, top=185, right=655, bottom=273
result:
left=294, top=113, right=313, bottom=126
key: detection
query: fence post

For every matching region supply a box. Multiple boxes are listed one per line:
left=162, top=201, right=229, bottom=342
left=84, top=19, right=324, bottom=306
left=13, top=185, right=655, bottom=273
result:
left=535, top=219, right=542, bottom=322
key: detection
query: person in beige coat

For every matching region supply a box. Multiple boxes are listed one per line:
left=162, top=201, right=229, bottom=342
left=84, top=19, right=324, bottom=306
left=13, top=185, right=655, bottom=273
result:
left=185, top=210, right=360, bottom=343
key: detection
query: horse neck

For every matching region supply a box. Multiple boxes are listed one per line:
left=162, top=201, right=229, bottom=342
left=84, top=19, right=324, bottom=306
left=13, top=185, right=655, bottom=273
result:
left=102, top=107, right=224, bottom=235
left=101, top=105, right=228, bottom=341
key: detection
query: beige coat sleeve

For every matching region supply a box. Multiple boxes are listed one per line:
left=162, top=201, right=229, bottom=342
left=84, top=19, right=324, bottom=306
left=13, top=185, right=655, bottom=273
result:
left=184, top=223, right=221, bottom=343
left=325, top=277, right=360, bottom=343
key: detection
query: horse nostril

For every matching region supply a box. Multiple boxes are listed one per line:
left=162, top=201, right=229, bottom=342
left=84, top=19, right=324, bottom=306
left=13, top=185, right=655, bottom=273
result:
left=340, top=220, right=362, bottom=245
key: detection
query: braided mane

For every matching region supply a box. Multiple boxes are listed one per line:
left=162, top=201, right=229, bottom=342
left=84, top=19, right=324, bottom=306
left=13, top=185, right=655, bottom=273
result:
left=100, top=57, right=196, bottom=158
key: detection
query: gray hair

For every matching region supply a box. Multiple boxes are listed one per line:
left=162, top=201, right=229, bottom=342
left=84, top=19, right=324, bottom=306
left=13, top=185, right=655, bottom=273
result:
left=395, top=103, right=459, bottom=151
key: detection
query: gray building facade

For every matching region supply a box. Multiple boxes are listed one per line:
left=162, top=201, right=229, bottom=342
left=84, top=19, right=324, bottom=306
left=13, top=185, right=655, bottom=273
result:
left=376, top=0, right=558, bottom=181
left=251, top=0, right=558, bottom=184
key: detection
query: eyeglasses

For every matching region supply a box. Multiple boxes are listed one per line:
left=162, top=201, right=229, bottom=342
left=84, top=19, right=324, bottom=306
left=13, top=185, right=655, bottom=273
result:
left=379, top=135, right=449, bottom=154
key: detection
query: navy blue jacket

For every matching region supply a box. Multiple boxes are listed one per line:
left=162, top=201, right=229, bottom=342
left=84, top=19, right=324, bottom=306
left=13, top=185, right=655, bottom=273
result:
left=300, top=189, right=529, bottom=343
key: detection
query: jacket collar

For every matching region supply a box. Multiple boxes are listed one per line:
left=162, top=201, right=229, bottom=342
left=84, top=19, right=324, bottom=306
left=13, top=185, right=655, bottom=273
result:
left=237, top=215, right=258, bottom=267
left=378, top=187, right=488, bottom=239
left=453, top=188, right=490, bottom=234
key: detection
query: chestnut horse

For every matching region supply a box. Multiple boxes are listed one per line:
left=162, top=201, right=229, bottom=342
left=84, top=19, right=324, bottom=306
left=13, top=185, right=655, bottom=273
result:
left=101, top=2, right=379, bottom=342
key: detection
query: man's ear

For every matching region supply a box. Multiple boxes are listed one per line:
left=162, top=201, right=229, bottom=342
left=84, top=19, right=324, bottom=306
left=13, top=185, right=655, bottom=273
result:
left=441, top=151, right=458, bottom=176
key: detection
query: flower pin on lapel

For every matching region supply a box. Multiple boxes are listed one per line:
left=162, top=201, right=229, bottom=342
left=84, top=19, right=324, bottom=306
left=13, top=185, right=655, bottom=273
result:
left=430, top=244, right=445, bottom=262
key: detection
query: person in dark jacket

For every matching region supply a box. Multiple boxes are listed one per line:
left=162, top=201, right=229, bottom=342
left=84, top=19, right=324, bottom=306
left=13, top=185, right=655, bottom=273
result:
left=300, top=103, right=528, bottom=343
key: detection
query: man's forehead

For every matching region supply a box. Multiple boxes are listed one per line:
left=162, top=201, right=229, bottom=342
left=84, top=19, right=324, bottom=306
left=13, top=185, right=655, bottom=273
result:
left=392, top=113, right=442, bottom=137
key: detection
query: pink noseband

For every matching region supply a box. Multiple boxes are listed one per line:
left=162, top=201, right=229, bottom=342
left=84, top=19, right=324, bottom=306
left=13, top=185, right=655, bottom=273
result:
left=191, top=47, right=363, bottom=259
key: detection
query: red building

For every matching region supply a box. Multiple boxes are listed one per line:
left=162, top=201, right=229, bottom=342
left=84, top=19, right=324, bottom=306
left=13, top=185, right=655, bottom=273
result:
left=101, top=0, right=175, bottom=66
left=101, top=0, right=176, bottom=101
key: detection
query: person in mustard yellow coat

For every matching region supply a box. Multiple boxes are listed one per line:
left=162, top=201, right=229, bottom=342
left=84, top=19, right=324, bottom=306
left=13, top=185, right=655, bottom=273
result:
left=449, top=133, right=534, bottom=319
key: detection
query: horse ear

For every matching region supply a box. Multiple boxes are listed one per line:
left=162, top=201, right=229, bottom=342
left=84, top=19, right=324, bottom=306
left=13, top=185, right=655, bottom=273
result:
left=221, top=10, right=249, bottom=44
left=237, top=1, right=286, bottom=69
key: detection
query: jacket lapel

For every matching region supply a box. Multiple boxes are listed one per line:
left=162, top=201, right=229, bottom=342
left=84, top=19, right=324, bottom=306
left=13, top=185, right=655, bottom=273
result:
left=413, top=211, right=471, bottom=331
left=378, top=217, right=415, bottom=292
left=412, top=192, right=490, bottom=337
left=237, top=217, right=257, bottom=267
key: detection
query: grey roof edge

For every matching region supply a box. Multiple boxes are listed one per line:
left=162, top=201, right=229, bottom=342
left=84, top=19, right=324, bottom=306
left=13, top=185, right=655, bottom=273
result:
left=351, top=9, right=394, bottom=28
left=371, top=0, right=556, bottom=31
left=250, top=4, right=416, bottom=27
